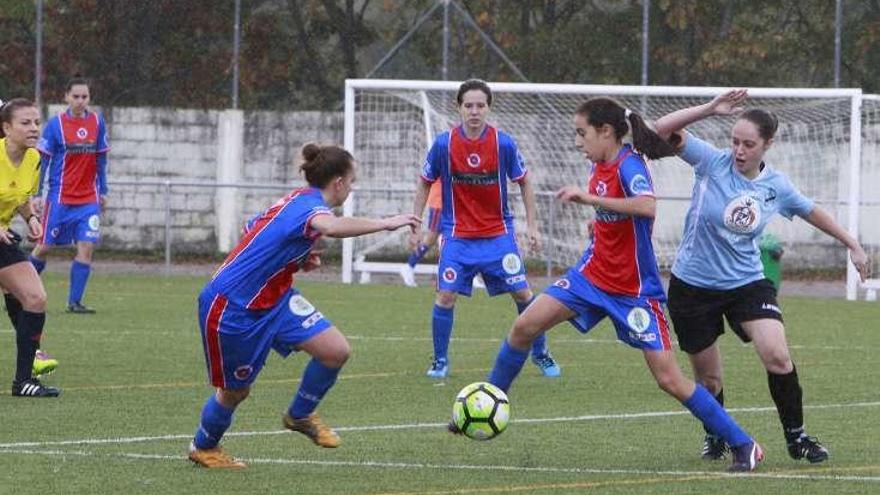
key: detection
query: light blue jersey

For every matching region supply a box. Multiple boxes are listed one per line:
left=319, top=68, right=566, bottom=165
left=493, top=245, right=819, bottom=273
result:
left=672, top=133, right=814, bottom=290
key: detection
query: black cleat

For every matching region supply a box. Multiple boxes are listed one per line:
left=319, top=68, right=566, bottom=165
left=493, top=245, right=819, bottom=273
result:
left=728, top=441, right=764, bottom=472
left=701, top=434, right=728, bottom=460
left=447, top=421, right=463, bottom=436
left=787, top=435, right=829, bottom=463
left=67, top=302, right=96, bottom=314
left=12, top=378, right=61, bottom=397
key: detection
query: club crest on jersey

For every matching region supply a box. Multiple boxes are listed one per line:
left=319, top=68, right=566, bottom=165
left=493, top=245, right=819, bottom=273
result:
left=466, top=153, right=481, bottom=169
left=234, top=365, right=253, bottom=381
left=288, top=295, right=316, bottom=316
left=88, top=214, right=100, bottom=230
left=50, top=228, right=60, bottom=238
left=723, top=195, right=761, bottom=234
left=502, top=253, right=522, bottom=275
left=442, top=267, right=457, bottom=282
left=76, top=127, right=88, bottom=139
left=595, top=181, right=607, bottom=196
left=626, top=307, right=651, bottom=333
left=629, top=174, right=651, bottom=195
left=553, top=278, right=571, bottom=289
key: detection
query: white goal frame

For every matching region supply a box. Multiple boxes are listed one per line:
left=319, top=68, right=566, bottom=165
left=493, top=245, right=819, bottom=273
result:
left=343, top=79, right=867, bottom=300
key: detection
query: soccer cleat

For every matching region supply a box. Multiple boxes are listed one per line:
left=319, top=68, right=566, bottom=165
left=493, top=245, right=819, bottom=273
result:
left=12, top=378, right=60, bottom=397
left=66, top=302, right=96, bottom=314
left=283, top=413, right=341, bottom=448
left=701, top=434, right=729, bottom=460
left=531, top=352, right=561, bottom=377
left=425, top=357, right=449, bottom=379
left=32, top=349, right=59, bottom=377
left=187, top=442, right=246, bottom=469
left=787, top=434, right=829, bottom=463
left=728, top=441, right=764, bottom=472
left=447, top=420, right=464, bottom=436
left=400, top=264, right=417, bottom=287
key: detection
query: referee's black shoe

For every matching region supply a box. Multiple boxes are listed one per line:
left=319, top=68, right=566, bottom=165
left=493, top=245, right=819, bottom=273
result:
left=787, top=434, right=829, bottom=463
left=701, top=434, right=728, bottom=460
left=67, top=302, right=96, bottom=314
left=12, top=378, right=61, bottom=397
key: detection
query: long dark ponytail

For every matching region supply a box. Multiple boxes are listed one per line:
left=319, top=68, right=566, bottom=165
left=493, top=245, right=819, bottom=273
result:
left=575, top=98, right=675, bottom=160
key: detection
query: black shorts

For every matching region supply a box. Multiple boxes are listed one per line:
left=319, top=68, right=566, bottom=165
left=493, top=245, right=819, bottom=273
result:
left=0, top=230, right=28, bottom=269
left=667, top=274, right=783, bottom=354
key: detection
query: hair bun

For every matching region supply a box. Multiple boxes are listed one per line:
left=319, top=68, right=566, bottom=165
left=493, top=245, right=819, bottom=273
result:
left=301, top=143, right=322, bottom=164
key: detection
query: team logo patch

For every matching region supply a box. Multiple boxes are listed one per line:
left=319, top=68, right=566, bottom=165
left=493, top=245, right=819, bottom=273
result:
left=502, top=253, right=522, bottom=275
left=442, top=267, right=457, bottom=282
left=466, top=153, right=481, bottom=169
left=595, top=181, right=607, bottom=196
left=288, top=295, right=316, bottom=316
left=629, top=174, right=652, bottom=195
left=87, top=214, right=100, bottom=231
left=553, top=278, right=571, bottom=289
left=234, top=365, right=253, bottom=381
left=50, top=228, right=60, bottom=238
left=626, top=307, right=651, bottom=333
left=76, top=127, right=88, bottom=139
left=723, top=195, right=761, bottom=234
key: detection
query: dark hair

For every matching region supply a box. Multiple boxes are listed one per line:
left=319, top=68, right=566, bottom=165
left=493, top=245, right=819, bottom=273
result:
left=300, top=143, right=354, bottom=188
left=575, top=97, right=675, bottom=160
left=66, top=74, right=90, bottom=92
left=456, top=79, right=492, bottom=106
left=0, top=98, right=37, bottom=139
left=738, top=108, right=778, bottom=141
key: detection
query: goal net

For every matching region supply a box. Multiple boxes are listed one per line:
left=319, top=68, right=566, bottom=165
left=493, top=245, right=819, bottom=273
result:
left=344, top=80, right=869, bottom=299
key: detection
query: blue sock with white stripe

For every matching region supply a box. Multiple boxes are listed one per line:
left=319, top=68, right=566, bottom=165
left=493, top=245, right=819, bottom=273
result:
left=289, top=358, right=341, bottom=419
left=193, top=395, right=234, bottom=449
left=69, top=260, right=91, bottom=305
left=407, top=244, right=430, bottom=267
left=683, top=383, right=751, bottom=448
left=487, top=339, right=529, bottom=393
left=431, top=304, right=454, bottom=362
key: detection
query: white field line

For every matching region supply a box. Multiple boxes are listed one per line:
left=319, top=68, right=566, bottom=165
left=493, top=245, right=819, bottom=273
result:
left=1, top=401, right=877, bottom=450
left=0, top=448, right=878, bottom=483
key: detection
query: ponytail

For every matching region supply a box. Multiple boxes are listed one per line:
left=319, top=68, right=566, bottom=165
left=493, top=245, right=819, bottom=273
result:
left=575, top=97, right=675, bottom=160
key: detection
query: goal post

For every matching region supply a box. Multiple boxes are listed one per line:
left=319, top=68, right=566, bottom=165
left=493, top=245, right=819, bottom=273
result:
left=344, top=79, right=870, bottom=300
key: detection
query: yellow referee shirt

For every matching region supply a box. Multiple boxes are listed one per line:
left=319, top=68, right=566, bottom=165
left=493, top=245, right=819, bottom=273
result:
left=0, top=138, right=40, bottom=229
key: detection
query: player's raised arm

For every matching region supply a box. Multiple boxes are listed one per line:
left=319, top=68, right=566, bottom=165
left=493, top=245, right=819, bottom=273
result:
left=654, top=89, right=748, bottom=141
left=311, top=213, right=420, bottom=239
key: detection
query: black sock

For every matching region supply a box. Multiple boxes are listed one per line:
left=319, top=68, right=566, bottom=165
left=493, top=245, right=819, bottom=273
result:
left=768, top=366, right=804, bottom=440
left=4, top=293, right=22, bottom=329
left=14, top=310, right=45, bottom=383
left=702, top=388, right=724, bottom=435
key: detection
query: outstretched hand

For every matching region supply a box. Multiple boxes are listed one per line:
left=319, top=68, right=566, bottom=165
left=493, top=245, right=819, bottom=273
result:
left=850, top=247, right=869, bottom=282
left=385, top=214, right=422, bottom=232
left=555, top=186, right=591, bottom=205
left=708, top=89, right=748, bottom=116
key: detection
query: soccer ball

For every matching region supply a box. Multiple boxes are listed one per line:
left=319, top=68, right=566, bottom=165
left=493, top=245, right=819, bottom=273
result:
left=451, top=382, right=510, bottom=440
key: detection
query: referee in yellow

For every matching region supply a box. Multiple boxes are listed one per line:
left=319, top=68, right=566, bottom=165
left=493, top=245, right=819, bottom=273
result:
left=0, top=98, right=60, bottom=397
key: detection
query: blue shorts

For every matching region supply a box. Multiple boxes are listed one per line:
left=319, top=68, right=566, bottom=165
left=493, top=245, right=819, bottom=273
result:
left=426, top=207, right=441, bottom=234
left=41, top=201, right=101, bottom=245
left=544, top=269, right=673, bottom=351
left=437, top=233, right=529, bottom=297
left=197, top=287, right=333, bottom=389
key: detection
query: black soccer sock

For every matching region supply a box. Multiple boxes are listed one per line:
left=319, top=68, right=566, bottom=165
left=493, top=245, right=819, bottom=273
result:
left=702, top=388, right=724, bottom=435
left=4, top=293, right=22, bottom=329
left=767, top=366, right=804, bottom=440
left=14, top=310, right=45, bottom=383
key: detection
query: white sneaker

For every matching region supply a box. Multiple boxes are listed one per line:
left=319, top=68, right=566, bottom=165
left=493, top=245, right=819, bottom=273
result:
left=400, top=265, right=417, bottom=287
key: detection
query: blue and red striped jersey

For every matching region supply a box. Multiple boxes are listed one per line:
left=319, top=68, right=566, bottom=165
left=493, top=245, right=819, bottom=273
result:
left=37, top=110, right=110, bottom=205
left=578, top=145, right=665, bottom=299
left=421, top=125, right=527, bottom=239
left=209, top=187, right=331, bottom=310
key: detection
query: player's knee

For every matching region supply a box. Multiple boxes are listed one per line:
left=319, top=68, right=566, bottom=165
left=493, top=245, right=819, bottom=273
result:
left=509, top=317, right=537, bottom=348
left=698, top=375, right=723, bottom=395
left=653, top=371, right=689, bottom=399
left=435, top=291, right=456, bottom=308
left=218, top=387, right=250, bottom=407
left=762, top=349, right=793, bottom=374
left=17, top=285, right=47, bottom=312
left=320, top=342, right=351, bottom=368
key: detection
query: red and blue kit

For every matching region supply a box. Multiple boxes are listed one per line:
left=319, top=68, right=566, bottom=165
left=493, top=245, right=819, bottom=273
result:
left=544, top=145, right=672, bottom=351
left=197, top=187, right=333, bottom=388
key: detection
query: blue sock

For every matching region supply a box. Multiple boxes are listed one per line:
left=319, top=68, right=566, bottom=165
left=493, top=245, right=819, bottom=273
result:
left=29, top=256, right=46, bottom=274
left=515, top=296, right=548, bottom=356
left=69, top=260, right=91, bottom=305
left=289, top=359, right=342, bottom=419
left=683, top=383, right=751, bottom=448
left=487, top=339, right=529, bottom=392
left=431, top=305, right=454, bottom=361
left=407, top=244, right=430, bottom=267
left=193, top=395, right=235, bottom=449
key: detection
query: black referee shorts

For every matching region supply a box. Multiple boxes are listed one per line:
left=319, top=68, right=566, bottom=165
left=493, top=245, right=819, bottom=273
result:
left=667, top=274, right=783, bottom=354
left=0, top=230, right=29, bottom=269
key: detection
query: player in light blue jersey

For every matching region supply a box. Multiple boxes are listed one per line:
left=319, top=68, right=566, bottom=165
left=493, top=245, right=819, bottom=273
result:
left=187, top=143, right=419, bottom=469
left=654, top=90, right=869, bottom=464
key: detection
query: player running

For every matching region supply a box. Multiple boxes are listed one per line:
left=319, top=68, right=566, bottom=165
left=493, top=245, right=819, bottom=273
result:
left=482, top=97, right=764, bottom=472
left=188, top=143, right=419, bottom=469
